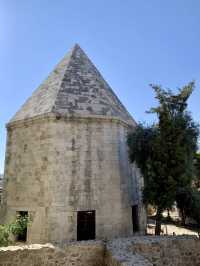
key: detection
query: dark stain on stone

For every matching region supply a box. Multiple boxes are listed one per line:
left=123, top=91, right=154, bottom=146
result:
left=23, top=144, right=28, bottom=152
left=86, top=106, right=93, bottom=113
left=71, top=138, right=75, bottom=151
left=56, top=114, right=61, bottom=120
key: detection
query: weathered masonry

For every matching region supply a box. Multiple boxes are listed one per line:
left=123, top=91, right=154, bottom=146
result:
left=0, top=236, right=199, bottom=266
left=1, top=44, right=146, bottom=244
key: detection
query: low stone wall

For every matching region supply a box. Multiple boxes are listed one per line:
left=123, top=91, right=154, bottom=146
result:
left=131, top=236, right=200, bottom=266
left=105, top=238, right=152, bottom=266
left=0, top=241, right=105, bottom=266
left=0, top=236, right=199, bottom=266
left=105, top=236, right=200, bottom=266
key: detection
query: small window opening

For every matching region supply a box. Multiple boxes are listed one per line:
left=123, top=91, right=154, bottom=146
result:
left=16, top=211, right=28, bottom=242
left=132, top=205, right=139, bottom=232
left=77, top=210, right=95, bottom=241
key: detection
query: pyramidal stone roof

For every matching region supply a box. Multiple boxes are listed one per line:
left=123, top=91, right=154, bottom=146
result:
left=10, top=44, right=136, bottom=126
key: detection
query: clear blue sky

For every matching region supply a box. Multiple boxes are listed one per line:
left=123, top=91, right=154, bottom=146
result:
left=0, top=0, right=200, bottom=173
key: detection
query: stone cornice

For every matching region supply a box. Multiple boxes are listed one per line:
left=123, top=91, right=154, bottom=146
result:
left=6, top=112, right=136, bottom=130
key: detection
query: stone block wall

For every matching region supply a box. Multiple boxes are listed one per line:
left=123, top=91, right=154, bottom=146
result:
left=0, top=241, right=105, bottom=266
left=0, top=237, right=200, bottom=266
left=131, top=236, right=200, bottom=266
left=2, top=115, right=146, bottom=243
left=105, top=236, right=200, bottom=266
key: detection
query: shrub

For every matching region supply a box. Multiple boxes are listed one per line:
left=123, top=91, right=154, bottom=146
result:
left=0, top=224, right=11, bottom=247
left=0, top=215, right=29, bottom=247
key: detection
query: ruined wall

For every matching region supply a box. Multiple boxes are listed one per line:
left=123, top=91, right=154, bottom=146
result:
left=2, top=115, right=145, bottom=243
left=0, top=237, right=199, bottom=266
left=105, top=236, right=200, bottom=266
left=131, top=236, right=200, bottom=266
left=0, top=241, right=105, bottom=266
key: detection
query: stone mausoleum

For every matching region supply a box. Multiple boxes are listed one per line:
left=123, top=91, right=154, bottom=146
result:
left=1, top=44, right=146, bottom=244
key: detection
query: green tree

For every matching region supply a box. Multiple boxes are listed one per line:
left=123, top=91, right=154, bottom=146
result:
left=127, top=82, right=199, bottom=234
left=194, top=152, right=200, bottom=189
left=127, top=123, right=177, bottom=234
left=176, top=152, right=200, bottom=225
left=176, top=187, right=200, bottom=225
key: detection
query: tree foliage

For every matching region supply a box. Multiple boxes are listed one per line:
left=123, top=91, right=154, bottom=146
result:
left=149, top=82, right=199, bottom=189
left=176, top=187, right=200, bottom=224
left=127, top=124, right=176, bottom=210
left=127, top=82, right=199, bottom=234
left=194, top=152, right=200, bottom=189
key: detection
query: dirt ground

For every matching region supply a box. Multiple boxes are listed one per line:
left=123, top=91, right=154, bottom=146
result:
left=147, top=220, right=199, bottom=236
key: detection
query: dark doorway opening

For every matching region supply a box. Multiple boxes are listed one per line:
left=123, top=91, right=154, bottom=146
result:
left=16, top=211, right=28, bottom=242
left=77, top=210, right=95, bottom=241
left=132, top=205, right=139, bottom=232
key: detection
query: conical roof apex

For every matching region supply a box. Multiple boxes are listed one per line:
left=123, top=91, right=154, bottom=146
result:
left=10, top=44, right=136, bottom=126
